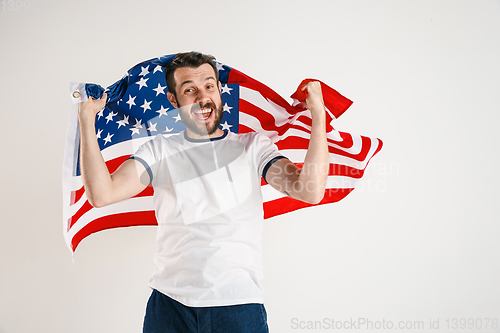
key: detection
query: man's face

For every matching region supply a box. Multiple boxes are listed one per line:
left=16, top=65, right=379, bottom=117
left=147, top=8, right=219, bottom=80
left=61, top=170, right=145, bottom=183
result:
left=167, top=63, right=223, bottom=138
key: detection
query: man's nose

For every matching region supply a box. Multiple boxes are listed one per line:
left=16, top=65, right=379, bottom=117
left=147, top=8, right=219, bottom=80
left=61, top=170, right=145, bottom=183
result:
left=196, top=89, right=210, bottom=104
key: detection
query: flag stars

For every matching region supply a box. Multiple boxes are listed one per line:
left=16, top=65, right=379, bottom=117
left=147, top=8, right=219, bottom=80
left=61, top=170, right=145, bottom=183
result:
left=134, top=118, right=144, bottom=129
left=139, top=65, right=150, bottom=77
left=96, top=128, right=103, bottom=139
left=126, top=95, right=136, bottom=109
left=97, top=108, right=105, bottom=120
left=173, top=113, right=182, bottom=122
left=221, top=84, right=232, bottom=95
left=116, top=115, right=129, bottom=128
left=105, top=111, right=117, bottom=124
left=147, top=122, right=157, bottom=132
left=220, top=121, right=232, bottom=131
left=141, top=99, right=153, bottom=113
left=153, top=65, right=163, bottom=73
left=130, top=118, right=143, bottom=136
left=103, top=132, right=114, bottom=145
left=156, top=105, right=169, bottom=117
left=223, top=103, right=232, bottom=113
left=136, top=77, right=149, bottom=90
left=216, top=62, right=224, bottom=72
left=153, top=83, right=167, bottom=96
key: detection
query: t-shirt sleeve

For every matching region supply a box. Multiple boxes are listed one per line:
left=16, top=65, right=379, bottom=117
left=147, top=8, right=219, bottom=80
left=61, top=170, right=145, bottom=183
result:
left=128, top=136, right=161, bottom=186
left=253, top=133, right=288, bottom=183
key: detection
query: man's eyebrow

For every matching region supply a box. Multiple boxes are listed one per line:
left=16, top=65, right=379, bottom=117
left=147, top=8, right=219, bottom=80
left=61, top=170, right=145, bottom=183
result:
left=179, top=80, right=193, bottom=88
left=179, top=76, right=216, bottom=88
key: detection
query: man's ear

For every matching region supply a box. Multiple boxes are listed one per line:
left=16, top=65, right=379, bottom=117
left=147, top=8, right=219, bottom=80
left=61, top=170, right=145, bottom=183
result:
left=218, top=81, right=222, bottom=93
left=167, top=92, right=178, bottom=108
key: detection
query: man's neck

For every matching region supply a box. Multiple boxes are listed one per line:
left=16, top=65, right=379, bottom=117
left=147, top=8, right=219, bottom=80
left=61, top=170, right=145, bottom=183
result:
left=185, top=128, right=225, bottom=140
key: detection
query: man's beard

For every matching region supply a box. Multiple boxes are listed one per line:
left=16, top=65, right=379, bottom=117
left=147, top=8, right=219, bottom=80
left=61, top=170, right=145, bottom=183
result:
left=179, top=101, right=224, bottom=137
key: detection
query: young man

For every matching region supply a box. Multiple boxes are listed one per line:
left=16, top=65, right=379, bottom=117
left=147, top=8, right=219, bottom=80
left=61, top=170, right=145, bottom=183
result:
left=78, top=52, right=329, bottom=332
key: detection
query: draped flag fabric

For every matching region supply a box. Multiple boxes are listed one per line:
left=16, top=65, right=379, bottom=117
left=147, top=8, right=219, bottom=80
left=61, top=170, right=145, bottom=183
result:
left=63, top=54, right=383, bottom=253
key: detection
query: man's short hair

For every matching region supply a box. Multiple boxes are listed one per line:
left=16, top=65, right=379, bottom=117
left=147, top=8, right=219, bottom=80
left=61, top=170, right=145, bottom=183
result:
left=165, top=52, right=219, bottom=98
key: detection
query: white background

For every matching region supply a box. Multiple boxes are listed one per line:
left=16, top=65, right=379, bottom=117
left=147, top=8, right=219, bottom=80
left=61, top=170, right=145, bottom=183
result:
left=1, top=0, right=500, bottom=332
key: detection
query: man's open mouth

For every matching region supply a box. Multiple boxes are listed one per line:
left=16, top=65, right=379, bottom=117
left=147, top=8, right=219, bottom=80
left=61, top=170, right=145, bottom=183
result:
left=193, top=107, right=213, bottom=121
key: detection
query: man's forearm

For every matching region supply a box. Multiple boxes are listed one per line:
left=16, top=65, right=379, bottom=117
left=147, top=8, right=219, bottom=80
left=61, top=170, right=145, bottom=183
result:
left=297, top=105, right=329, bottom=204
left=265, top=81, right=330, bottom=204
left=78, top=111, right=115, bottom=207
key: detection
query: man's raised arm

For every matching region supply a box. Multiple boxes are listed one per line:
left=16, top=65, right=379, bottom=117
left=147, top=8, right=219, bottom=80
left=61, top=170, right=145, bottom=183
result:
left=266, top=81, right=329, bottom=204
left=78, top=93, right=148, bottom=207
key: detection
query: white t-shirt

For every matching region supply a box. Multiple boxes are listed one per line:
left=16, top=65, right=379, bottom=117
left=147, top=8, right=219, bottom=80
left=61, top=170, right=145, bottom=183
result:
left=132, top=130, right=284, bottom=307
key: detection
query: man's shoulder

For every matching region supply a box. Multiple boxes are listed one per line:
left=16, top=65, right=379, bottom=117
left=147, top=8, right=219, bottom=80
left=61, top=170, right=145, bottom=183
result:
left=138, top=132, right=183, bottom=152
left=225, top=131, right=278, bottom=156
left=227, top=131, right=267, bottom=143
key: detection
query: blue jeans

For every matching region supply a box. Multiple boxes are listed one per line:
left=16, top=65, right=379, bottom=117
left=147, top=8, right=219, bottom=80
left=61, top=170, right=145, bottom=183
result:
left=143, top=289, right=269, bottom=333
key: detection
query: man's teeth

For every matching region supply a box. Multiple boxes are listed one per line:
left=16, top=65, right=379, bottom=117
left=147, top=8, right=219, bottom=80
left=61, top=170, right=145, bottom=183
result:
left=195, top=108, right=211, bottom=114
left=194, top=108, right=212, bottom=120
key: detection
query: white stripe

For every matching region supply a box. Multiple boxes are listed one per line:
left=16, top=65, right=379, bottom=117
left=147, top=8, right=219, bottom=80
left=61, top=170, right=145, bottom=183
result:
left=324, top=175, right=360, bottom=189
left=68, top=192, right=88, bottom=217
left=261, top=184, right=286, bottom=202
left=62, top=103, right=81, bottom=242
left=239, top=112, right=279, bottom=140
left=66, top=175, right=83, bottom=192
left=327, top=133, right=363, bottom=155
left=240, top=86, right=290, bottom=127
left=324, top=106, right=337, bottom=121
left=64, top=196, right=155, bottom=247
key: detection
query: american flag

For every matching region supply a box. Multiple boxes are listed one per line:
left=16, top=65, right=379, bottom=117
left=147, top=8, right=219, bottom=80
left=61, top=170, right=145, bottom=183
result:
left=63, top=54, right=383, bottom=253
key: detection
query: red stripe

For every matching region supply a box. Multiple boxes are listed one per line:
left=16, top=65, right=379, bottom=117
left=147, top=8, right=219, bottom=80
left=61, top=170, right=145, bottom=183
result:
left=374, top=138, right=383, bottom=155
left=228, top=69, right=294, bottom=112
left=70, top=210, right=157, bottom=251
left=68, top=186, right=154, bottom=230
left=67, top=201, right=93, bottom=231
left=71, top=188, right=85, bottom=205
left=290, top=79, right=353, bottom=119
left=263, top=188, right=354, bottom=219
left=106, top=155, right=131, bottom=173
left=238, top=124, right=255, bottom=134
left=293, top=114, right=334, bottom=133
left=294, top=114, right=313, bottom=127
left=239, top=99, right=286, bottom=132
left=133, top=186, right=154, bottom=197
